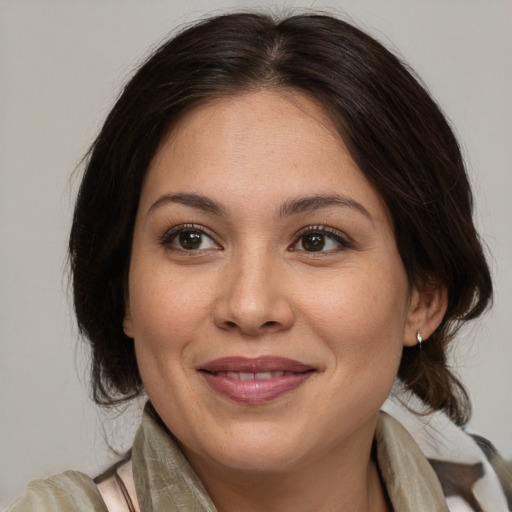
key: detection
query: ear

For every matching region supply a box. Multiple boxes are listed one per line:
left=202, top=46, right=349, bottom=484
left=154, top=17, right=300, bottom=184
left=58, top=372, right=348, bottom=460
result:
left=123, top=300, right=134, bottom=339
left=403, top=282, right=448, bottom=347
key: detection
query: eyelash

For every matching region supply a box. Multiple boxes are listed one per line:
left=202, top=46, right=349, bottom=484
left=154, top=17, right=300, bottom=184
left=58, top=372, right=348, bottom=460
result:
left=290, top=225, right=352, bottom=253
left=160, top=224, right=220, bottom=252
left=159, top=224, right=352, bottom=254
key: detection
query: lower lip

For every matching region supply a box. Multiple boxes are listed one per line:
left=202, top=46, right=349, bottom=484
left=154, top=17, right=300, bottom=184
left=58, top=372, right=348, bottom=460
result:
left=200, top=372, right=314, bottom=404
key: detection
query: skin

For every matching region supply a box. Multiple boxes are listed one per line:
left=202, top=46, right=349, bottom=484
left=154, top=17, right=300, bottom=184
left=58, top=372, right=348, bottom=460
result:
left=124, top=90, right=447, bottom=511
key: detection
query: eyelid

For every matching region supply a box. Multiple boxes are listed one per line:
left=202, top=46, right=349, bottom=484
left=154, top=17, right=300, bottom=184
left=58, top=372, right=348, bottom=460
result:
left=160, top=223, right=222, bottom=250
left=290, top=225, right=353, bottom=251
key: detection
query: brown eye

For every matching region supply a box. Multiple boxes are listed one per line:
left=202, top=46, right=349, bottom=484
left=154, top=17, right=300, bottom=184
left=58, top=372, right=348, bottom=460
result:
left=301, top=233, right=326, bottom=251
left=290, top=227, right=351, bottom=254
left=179, top=230, right=203, bottom=250
left=161, top=226, right=219, bottom=252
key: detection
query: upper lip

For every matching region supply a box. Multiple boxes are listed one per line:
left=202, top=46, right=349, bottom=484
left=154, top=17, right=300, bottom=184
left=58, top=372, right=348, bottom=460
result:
left=199, top=356, right=315, bottom=374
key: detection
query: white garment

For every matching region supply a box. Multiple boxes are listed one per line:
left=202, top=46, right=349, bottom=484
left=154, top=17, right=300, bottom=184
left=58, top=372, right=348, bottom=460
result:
left=383, top=394, right=509, bottom=512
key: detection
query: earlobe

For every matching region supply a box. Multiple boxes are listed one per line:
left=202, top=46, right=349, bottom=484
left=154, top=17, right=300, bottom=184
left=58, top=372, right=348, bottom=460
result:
left=403, top=283, right=448, bottom=347
left=123, top=304, right=134, bottom=339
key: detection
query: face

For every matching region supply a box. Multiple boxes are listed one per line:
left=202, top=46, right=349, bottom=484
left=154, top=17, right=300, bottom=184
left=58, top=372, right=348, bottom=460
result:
left=124, top=90, right=423, bottom=475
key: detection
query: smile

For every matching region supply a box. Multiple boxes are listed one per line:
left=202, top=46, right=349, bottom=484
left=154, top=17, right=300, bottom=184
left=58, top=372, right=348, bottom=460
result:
left=198, top=357, right=316, bottom=404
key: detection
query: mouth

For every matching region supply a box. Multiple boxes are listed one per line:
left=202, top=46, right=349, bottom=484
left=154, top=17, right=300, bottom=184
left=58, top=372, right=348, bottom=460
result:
left=198, top=357, right=316, bottom=404
left=209, top=370, right=300, bottom=380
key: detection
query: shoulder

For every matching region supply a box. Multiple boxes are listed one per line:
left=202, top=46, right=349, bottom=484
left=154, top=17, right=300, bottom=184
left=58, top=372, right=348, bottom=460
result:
left=382, top=396, right=512, bottom=512
left=7, top=471, right=107, bottom=512
left=470, top=434, right=512, bottom=507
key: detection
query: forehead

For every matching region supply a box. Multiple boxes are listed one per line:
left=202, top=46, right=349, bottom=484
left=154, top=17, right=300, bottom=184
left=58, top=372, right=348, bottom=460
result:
left=152, top=90, right=342, bottom=166
left=140, top=89, right=384, bottom=218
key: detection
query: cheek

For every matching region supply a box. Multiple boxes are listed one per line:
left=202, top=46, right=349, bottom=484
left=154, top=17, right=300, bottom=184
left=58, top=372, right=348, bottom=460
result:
left=127, top=265, right=216, bottom=411
left=127, top=263, right=214, bottom=355
left=299, top=266, right=409, bottom=367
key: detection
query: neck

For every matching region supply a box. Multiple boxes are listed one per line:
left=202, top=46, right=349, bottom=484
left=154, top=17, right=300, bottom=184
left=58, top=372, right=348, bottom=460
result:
left=183, top=422, right=391, bottom=512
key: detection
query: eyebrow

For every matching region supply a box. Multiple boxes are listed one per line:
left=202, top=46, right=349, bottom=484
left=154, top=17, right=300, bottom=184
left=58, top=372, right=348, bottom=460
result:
left=148, top=192, right=371, bottom=220
left=148, top=193, right=227, bottom=216
left=279, top=194, right=372, bottom=220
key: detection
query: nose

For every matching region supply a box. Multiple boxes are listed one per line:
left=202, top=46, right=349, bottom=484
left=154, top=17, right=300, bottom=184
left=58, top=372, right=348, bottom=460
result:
left=212, top=251, right=295, bottom=336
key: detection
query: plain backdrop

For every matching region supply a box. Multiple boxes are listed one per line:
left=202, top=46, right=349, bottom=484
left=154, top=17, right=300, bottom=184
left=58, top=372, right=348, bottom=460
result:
left=1, top=0, right=511, bottom=508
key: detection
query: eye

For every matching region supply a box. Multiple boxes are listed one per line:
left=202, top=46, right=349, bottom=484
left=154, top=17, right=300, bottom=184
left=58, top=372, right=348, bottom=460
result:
left=290, top=227, right=351, bottom=253
left=161, top=225, right=220, bottom=251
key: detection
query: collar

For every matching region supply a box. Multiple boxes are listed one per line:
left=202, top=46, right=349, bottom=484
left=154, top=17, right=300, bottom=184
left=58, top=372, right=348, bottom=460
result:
left=132, top=405, right=217, bottom=511
left=375, top=412, right=449, bottom=511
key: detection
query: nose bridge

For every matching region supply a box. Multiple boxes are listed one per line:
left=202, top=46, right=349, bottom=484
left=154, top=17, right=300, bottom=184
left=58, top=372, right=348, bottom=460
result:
left=214, top=243, right=293, bottom=335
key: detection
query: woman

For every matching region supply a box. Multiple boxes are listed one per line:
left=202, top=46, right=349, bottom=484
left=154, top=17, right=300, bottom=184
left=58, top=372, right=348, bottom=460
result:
left=8, top=12, right=511, bottom=512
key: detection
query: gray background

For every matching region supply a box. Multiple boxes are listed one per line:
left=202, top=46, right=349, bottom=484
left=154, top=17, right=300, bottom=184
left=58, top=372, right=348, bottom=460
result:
left=1, top=0, right=511, bottom=508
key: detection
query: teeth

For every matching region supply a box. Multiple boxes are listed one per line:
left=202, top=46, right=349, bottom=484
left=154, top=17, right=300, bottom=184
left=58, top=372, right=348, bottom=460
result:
left=221, top=371, right=287, bottom=380
left=255, top=372, right=272, bottom=380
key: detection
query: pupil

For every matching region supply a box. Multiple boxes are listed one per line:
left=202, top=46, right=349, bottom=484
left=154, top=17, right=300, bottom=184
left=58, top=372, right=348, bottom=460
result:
left=179, top=231, right=202, bottom=250
left=302, top=234, right=325, bottom=251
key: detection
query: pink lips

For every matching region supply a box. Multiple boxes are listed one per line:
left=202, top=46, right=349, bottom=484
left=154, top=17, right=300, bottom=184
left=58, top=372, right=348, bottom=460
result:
left=199, top=357, right=315, bottom=404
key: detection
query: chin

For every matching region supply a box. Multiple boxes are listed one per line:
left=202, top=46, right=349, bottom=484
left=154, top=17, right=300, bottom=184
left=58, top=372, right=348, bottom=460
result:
left=213, top=443, right=307, bottom=473
left=186, top=422, right=314, bottom=473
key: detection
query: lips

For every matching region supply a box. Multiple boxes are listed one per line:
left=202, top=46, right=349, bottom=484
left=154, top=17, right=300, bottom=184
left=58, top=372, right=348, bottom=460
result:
left=199, top=357, right=316, bottom=404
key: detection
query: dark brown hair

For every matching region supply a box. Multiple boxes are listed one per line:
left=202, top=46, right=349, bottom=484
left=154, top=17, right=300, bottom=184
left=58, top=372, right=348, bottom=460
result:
left=69, top=12, right=492, bottom=425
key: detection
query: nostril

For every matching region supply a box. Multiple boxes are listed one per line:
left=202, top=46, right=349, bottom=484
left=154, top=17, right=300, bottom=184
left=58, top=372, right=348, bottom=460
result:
left=222, top=319, right=280, bottom=333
